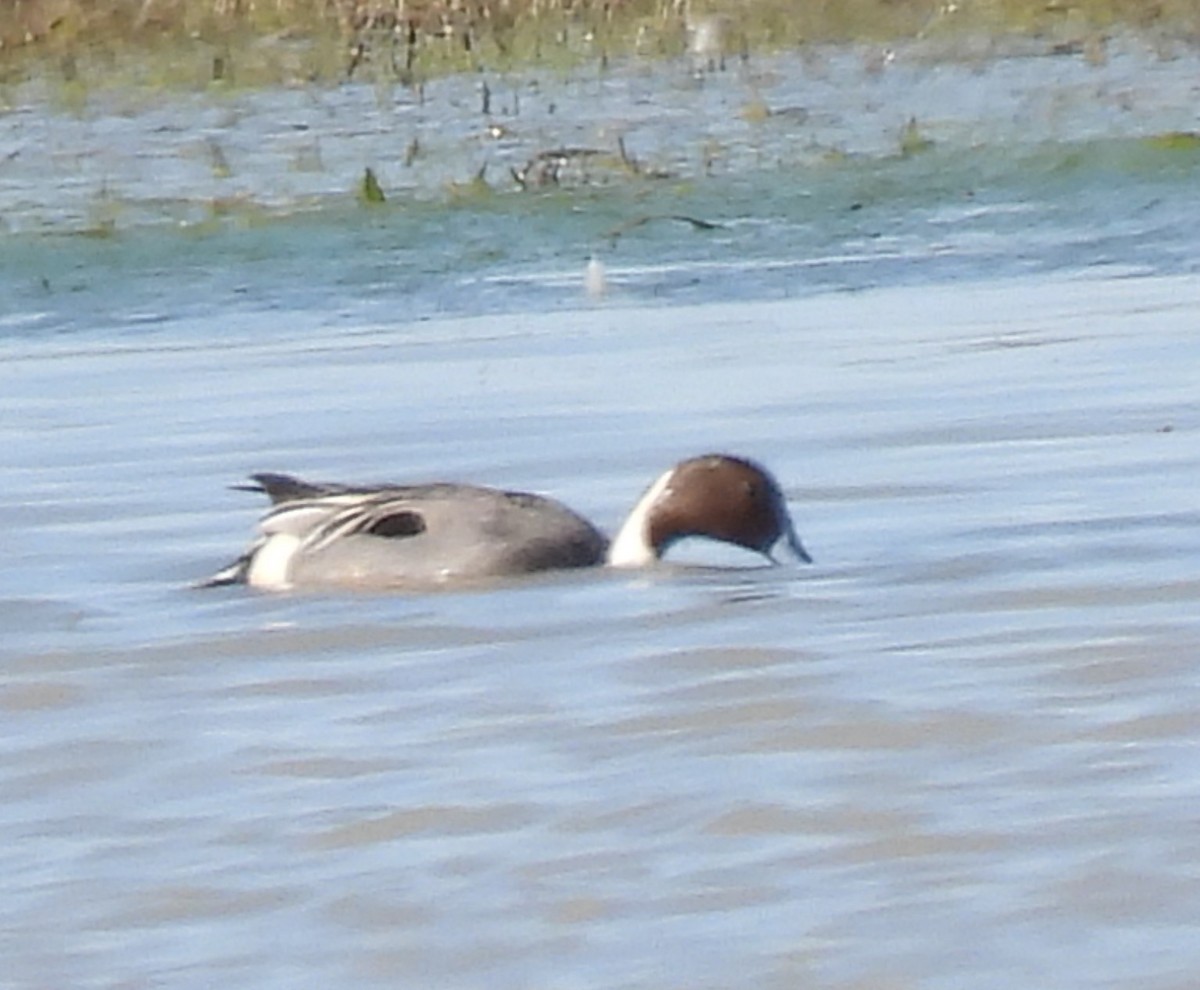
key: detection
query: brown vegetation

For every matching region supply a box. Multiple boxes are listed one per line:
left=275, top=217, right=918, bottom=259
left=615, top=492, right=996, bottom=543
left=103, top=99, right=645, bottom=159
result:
left=2, top=0, right=1199, bottom=83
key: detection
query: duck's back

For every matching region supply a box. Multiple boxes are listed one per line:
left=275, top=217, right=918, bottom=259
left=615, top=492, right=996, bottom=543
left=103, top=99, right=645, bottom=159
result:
left=278, top=483, right=608, bottom=588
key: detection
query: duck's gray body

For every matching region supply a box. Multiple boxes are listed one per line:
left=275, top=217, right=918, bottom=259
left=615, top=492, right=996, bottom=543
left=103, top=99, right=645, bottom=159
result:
left=208, top=473, right=607, bottom=590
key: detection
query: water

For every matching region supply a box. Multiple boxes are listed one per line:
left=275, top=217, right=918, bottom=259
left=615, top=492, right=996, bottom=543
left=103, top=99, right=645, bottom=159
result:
left=2, top=35, right=1200, bottom=990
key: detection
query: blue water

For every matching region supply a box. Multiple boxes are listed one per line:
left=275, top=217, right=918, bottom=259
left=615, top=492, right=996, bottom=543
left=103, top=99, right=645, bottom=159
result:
left=2, top=35, right=1200, bottom=990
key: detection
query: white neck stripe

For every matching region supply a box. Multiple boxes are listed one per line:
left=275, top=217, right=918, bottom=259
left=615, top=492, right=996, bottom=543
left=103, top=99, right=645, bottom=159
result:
left=607, top=467, right=674, bottom=567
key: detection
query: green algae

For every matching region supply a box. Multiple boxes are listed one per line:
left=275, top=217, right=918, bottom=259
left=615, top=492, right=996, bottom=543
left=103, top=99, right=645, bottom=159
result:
left=359, top=166, right=387, bottom=205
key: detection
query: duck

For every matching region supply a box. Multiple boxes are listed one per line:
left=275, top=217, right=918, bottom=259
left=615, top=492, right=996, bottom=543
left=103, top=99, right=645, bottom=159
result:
left=202, top=453, right=811, bottom=591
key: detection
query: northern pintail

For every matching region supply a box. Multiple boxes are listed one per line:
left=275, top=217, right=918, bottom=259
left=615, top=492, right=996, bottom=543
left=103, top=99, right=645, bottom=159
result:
left=203, top=453, right=811, bottom=591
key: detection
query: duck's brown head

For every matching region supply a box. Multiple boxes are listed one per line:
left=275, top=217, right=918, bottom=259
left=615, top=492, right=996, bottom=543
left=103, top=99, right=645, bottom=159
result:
left=608, top=454, right=811, bottom=567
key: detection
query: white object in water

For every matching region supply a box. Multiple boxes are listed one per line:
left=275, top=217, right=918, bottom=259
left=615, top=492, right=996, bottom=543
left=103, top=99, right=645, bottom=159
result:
left=585, top=256, right=608, bottom=298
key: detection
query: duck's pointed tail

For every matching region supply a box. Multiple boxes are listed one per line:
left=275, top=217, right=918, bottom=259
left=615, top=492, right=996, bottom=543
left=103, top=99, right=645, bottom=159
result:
left=195, top=552, right=252, bottom=588
left=235, top=473, right=348, bottom=505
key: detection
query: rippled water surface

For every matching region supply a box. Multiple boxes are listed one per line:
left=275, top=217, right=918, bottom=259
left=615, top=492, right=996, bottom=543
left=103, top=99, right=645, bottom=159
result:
left=3, top=36, right=1200, bottom=990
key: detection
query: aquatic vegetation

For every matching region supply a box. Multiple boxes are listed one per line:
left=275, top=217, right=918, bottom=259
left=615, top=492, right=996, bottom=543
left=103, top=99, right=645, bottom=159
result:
left=208, top=194, right=272, bottom=226
left=1144, top=131, right=1200, bottom=151
left=604, top=212, right=722, bottom=247
left=740, top=95, right=772, bottom=125
left=444, top=164, right=493, bottom=202
left=512, top=147, right=625, bottom=190
left=8, top=4, right=1200, bottom=243
left=206, top=138, right=232, bottom=179
left=79, top=182, right=121, bottom=237
left=359, top=166, right=386, bottom=204
left=4, top=0, right=1200, bottom=91
left=898, top=116, right=934, bottom=157
left=290, top=138, right=325, bottom=174
left=512, top=139, right=667, bottom=190
left=1030, top=133, right=1200, bottom=178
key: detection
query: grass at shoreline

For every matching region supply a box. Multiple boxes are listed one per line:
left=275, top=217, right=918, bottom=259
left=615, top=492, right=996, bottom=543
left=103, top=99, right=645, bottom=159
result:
left=2, top=0, right=1200, bottom=92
